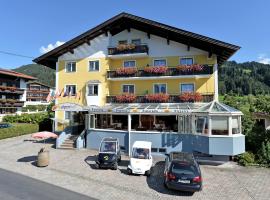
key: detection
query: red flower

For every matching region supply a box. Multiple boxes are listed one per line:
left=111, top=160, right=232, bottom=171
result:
left=116, top=93, right=136, bottom=103
left=144, top=66, right=168, bottom=74
left=116, top=67, right=137, bottom=75
left=145, top=93, right=169, bottom=103
left=179, top=92, right=203, bottom=102
left=176, top=64, right=204, bottom=72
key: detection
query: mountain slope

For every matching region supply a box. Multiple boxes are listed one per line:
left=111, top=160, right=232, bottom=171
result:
left=13, top=64, right=55, bottom=87
left=219, top=61, right=270, bottom=95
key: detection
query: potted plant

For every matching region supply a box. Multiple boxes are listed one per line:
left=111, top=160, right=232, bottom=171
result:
left=176, top=64, right=204, bottom=75
left=179, top=92, right=203, bottom=102
left=144, top=66, right=168, bottom=75
left=116, top=67, right=137, bottom=76
left=145, top=93, right=169, bottom=103
left=116, top=43, right=136, bottom=51
left=116, top=93, right=136, bottom=103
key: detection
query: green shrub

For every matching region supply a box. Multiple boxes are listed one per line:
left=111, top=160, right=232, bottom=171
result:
left=3, top=113, right=50, bottom=124
left=238, top=152, right=255, bottom=166
left=258, top=141, right=270, bottom=166
left=22, top=105, right=48, bottom=112
left=0, top=123, right=39, bottom=140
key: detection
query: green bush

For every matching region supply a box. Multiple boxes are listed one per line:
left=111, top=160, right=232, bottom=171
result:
left=258, top=141, right=270, bottom=166
left=3, top=113, right=50, bottom=124
left=0, top=123, right=39, bottom=140
left=238, top=152, right=255, bottom=166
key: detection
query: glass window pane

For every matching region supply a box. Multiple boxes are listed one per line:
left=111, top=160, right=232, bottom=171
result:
left=154, top=84, right=159, bottom=93
left=124, top=61, right=135, bottom=68
left=131, top=39, right=141, bottom=45
left=160, top=84, right=166, bottom=93
left=212, top=116, right=228, bottom=135
left=154, top=59, right=166, bottom=66
left=181, top=84, right=194, bottom=93
left=180, top=58, right=193, bottom=65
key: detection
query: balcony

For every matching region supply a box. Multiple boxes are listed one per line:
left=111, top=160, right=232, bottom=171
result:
left=0, top=99, right=24, bottom=107
left=106, top=93, right=214, bottom=104
left=107, top=65, right=213, bottom=80
left=0, top=86, right=24, bottom=95
left=108, top=44, right=149, bottom=59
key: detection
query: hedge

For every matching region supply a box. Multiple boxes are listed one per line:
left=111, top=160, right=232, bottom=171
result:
left=0, top=123, right=39, bottom=140
left=2, top=113, right=51, bottom=124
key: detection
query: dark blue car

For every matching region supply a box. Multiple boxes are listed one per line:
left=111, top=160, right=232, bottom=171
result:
left=164, top=152, right=202, bottom=193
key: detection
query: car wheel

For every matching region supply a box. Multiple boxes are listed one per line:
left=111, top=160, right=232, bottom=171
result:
left=145, top=170, right=151, bottom=177
left=112, top=163, right=118, bottom=170
left=96, top=164, right=100, bottom=169
left=163, top=181, right=168, bottom=189
left=127, top=168, right=132, bottom=175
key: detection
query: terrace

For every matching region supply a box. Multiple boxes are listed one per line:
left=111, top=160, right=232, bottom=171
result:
left=108, top=44, right=149, bottom=57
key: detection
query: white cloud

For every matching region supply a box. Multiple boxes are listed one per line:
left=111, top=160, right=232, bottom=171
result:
left=39, top=41, right=65, bottom=54
left=258, top=54, right=270, bottom=64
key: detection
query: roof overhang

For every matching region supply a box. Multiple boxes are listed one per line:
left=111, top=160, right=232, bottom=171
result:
left=33, top=12, right=240, bottom=68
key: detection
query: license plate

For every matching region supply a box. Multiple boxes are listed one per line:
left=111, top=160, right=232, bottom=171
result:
left=178, top=179, right=190, bottom=184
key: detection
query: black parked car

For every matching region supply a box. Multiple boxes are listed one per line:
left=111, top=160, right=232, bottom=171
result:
left=164, top=152, right=202, bottom=193
left=96, top=137, right=121, bottom=170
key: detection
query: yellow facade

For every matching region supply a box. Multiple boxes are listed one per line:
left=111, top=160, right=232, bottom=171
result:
left=55, top=54, right=216, bottom=130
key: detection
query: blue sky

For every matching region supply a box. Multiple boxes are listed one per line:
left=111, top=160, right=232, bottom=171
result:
left=0, top=0, right=270, bottom=68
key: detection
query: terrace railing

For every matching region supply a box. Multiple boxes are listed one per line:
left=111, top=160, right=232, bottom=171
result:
left=108, top=44, right=149, bottom=55
left=106, top=93, right=214, bottom=104
left=107, top=65, right=213, bottom=79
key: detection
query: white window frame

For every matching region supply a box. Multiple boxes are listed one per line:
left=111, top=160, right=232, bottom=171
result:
left=88, top=84, right=99, bottom=96
left=180, top=83, right=195, bottom=93
left=122, top=84, right=135, bottom=94
left=123, top=60, right=136, bottom=68
left=153, top=58, right=167, bottom=66
left=179, top=57, right=194, bottom=65
left=153, top=83, right=167, bottom=94
left=131, top=39, right=141, bottom=45
left=65, top=84, right=77, bottom=96
left=65, top=61, right=76, bottom=73
left=89, top=60, right=100, bottom=72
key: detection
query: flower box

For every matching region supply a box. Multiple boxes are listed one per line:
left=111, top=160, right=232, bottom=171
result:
left=179, top=92, right=203, bottom=102
left=116, top=67, right=137, bottom=76
left=144, top=66, right=168, bottom=74
left=145, top=93, right=169, bottom=103
left=116, top=44, right=136, bottom=51
left=116, top=93, right=136, bottom=103
left=176, top=64, right=204, bottom=72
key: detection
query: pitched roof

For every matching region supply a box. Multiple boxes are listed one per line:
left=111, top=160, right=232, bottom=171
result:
left=27, top=81, right=52, bottom=88
left=0, top=68, right=36, bottom=80
left=33, top=12, right=240, bottom=68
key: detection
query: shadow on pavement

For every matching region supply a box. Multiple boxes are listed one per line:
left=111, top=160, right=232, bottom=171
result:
left=17, top=155, right=37, bottom=162
left=146, top=161, right=194, bottom=196
left=84, top=155, right=99, bottom=169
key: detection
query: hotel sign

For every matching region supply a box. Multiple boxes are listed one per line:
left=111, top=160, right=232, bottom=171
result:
left=52, top=103, right=85, bottom=111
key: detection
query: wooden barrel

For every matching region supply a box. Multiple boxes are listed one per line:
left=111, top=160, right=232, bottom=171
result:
left=37, top=150, right=49, bottom=167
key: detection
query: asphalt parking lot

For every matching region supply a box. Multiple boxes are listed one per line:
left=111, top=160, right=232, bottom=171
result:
left=0, top=135, right=269, bottom=200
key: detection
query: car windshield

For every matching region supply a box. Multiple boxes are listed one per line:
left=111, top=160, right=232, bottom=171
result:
left=100, top=141, right=117, bottom=153
left=171, top=162, right=197, bottom=175
left=132, top=148, right=150, bottom=159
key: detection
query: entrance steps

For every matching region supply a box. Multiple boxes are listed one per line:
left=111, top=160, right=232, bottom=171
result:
left=59, top=135, right=78, bottom=150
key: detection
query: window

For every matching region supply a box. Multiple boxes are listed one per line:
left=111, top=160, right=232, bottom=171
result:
left=65, top=111, right=76, bottom=120
left=122, top=85, right=135, bottom=93
left=211, top=116, right=229, bottom=135
left=180, top=83, right=194, bottom=93
left=180, top=58, right=193, bottom=65
left=153, top=59, right=166, bottom=66
left=65, top=85, right=76, bottom=96
left=65, top=62, right=76, bottom=72
left=154, top=84, right=166, bottom=93
left=118, top=40, right=127, bottom=45
left=131, top=39, right=141, bottom=45
left=88, top=84, right=98, bottom=96
left=232, top=116, right=240, bottom=134
left=123, top=60, right=136, bottom=68
left=196, top=116, right=208, bottom=134
left=89, top=60, right=99, bottom=71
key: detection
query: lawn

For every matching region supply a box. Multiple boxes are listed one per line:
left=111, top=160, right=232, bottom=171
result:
left=0, top=123, right=39, bottom=140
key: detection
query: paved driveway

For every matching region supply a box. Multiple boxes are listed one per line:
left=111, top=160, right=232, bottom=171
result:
left=0, top=135, right=269, bottom=200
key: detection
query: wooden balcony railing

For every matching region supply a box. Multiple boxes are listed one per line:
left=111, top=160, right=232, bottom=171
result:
left=0, top=99, right=24, bottom=107
left=0, top=86, right=24, bottom=94
left=106, top=93, right=214, bottom=104
left=108, top=44, right=149, bottom=55
left=107, top=65, right=213, bottom=79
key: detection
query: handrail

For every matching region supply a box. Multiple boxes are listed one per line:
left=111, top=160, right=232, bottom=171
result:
left=76, top=129, right=86, bottom=149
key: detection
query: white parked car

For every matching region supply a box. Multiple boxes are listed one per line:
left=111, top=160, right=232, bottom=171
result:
left=127, top=141, right=153, bottom=176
